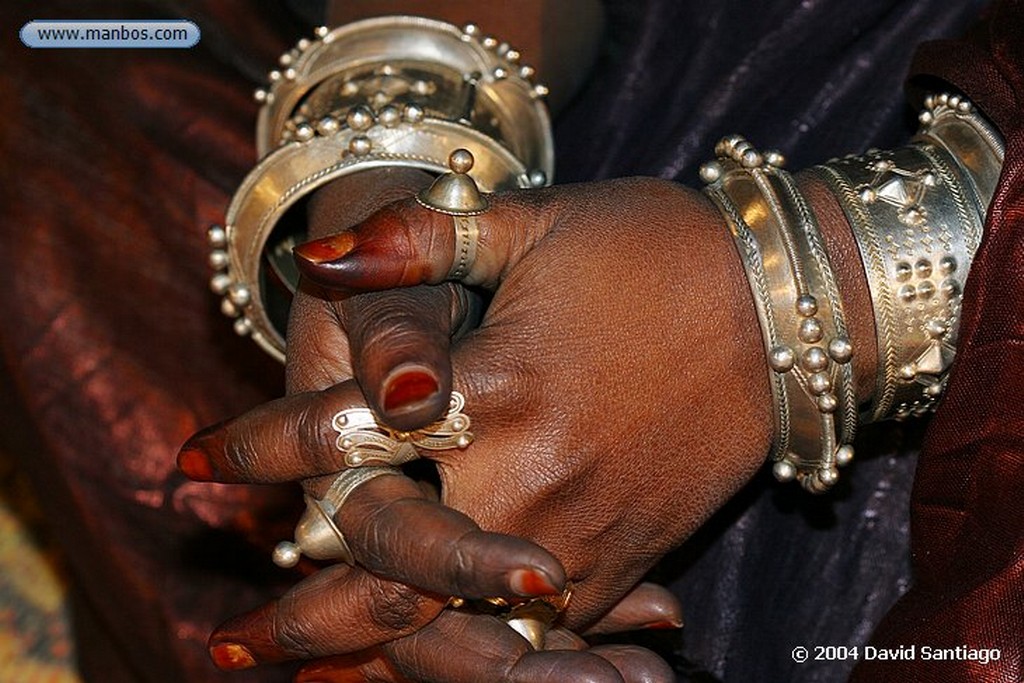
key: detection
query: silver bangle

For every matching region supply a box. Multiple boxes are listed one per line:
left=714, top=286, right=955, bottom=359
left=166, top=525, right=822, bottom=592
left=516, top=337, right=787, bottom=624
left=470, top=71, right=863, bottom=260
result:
left=702, top=137, right=856, bottom=493
left=813, top=93, right=1003, bottom=421
left=209, top=17, right=554, bottom=361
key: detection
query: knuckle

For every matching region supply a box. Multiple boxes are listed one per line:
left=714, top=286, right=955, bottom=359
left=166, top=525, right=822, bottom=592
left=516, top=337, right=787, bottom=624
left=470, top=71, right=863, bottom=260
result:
left=448, top=531, right=478, bottom=595
left=347, top=291, right=449, bottom=365
left=272, top=597, right=319, bottom=658
left=220, top=440, right=255, bottom=478
left=295, top=394, right=337, bottom=469
left=368, top=581, right=426, bottom=633
left=216, top=424, right=262, bottom=479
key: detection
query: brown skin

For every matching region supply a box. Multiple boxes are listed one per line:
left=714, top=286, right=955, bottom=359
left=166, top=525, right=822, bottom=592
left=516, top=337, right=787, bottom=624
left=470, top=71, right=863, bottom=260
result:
left=191, top=168, right=684, bottom=682
left=180, top=2, right=882, bottom=679
left=183, top=170, right=879, bottom=682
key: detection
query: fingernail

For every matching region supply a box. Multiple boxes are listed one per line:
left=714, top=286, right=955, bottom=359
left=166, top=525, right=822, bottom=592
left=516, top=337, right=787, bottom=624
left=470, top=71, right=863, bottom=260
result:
left=509, top=568, right=560, bottom=597
left=294, top=232, right=357, bottom=264
left=209, top=642, right=257, bottom=670
left=382, top=365, right=440, bottom=414
left=177, top=447, right=214, bottom=481
left=643, top=619, right=684, bottom=630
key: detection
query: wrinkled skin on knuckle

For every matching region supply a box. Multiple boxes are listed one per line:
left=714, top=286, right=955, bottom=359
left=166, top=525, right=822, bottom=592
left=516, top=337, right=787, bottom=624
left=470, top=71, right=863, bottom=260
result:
left=293, top=393, right=339, bottom=472
left=351, top=496, right=408, bottom=575
left=287, top=300, right=353, bottom=391
left=221, top=430, right=260, bottom=479
left=368, top=581, right=429, bottom=634
left=445, top=528, right=485, bottom=597
left=351, top=291, right=448, bottom=362
left=272, top=593, right=327, bottom=659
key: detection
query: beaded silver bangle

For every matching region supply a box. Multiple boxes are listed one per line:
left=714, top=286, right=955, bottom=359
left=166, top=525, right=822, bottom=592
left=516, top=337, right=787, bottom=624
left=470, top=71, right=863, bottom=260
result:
left=208, top=17, right=554, bottom=361
left=702, top=136, right=856, bottom=493
left=702, top=94, right=1002, bottom=490
left=813, top=93, right=1003, bottom=421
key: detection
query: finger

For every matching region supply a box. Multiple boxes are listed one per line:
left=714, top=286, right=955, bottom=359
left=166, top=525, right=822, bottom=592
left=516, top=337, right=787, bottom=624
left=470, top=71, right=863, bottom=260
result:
left=285, top=166, right=436, bottom=395
left=342, top=285, right=464, bottom=431
left=196, top=462, right=562, bottom=595
left=588, top=645, right=676, bottom=683
left=208, top=564, right=442, bottom=670
left=292, top=635, right=672, bottom=683
left=542, top=628, right=588, bottom=651
left=292, top=188, right=566, bottom=292
left=584, top=583, right=683, bottom=636
left=338, top=472, right=566, bottom=599
left=385, top=610, right=626, bottom=683
left=177, top=378, right=371, bottom=483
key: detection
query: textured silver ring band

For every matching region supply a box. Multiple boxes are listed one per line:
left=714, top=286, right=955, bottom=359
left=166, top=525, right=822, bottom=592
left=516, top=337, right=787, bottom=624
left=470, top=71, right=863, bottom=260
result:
left=448, top=215, right=481, bottom=281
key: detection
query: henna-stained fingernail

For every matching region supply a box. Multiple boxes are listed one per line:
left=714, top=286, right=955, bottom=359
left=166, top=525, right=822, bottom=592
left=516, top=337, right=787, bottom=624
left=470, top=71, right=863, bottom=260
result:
left=294, top=232, right=358, bottom=264
left=382, top=365, right=440, bottom=414
left=509, top=568, right=560, bottom=597
left=177, top=448, right=214, bottom=481
left=209, top=642, right=257, bottom=670
left=643, top=619, right=684, bottom=630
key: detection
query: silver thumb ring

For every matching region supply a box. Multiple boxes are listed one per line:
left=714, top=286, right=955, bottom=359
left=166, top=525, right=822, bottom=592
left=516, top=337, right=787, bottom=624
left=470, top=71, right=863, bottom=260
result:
left=272, top=466, right=402, bottom=568
left=415, top=148, right=488, bottom=282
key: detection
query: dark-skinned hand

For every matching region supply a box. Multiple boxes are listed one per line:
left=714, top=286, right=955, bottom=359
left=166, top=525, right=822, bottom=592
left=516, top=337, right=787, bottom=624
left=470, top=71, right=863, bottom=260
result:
left=179, top=170, right=684, bottom=682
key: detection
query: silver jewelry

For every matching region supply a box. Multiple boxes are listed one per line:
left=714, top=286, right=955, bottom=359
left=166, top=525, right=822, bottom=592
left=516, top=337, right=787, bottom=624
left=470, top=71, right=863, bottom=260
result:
left=333, top=391, right=473, bottom=467
left=416, top=148, right=488, bottom=281
left=813, top=93, right=1003, bottom=421
left=211, top=17, right=554, bottom=361
left=272, top=466, right=403, bottom=568
left=702, top=136, right=856, bottom=493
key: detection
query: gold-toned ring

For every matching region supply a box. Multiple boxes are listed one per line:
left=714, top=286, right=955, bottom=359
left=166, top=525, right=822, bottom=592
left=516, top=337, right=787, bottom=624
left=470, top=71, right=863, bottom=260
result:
left=448, top=584, right=573, bottom=650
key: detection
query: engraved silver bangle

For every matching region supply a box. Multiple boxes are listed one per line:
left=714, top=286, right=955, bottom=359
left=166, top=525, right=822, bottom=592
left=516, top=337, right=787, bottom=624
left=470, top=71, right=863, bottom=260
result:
left=208, top=17, right=555, bottom=361
left=813, top=93, right=1003, bottom=422
left=702, top=136, right=856, bottom=493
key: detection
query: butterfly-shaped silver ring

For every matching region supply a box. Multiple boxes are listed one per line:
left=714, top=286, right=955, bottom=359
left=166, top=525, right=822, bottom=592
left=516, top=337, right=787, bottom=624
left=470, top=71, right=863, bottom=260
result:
left=331, top=391, right=473, bottom=467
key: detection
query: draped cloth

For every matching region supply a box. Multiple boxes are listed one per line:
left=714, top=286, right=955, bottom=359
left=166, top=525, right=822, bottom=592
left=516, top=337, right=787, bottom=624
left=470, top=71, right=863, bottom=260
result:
left=0, top=1, right=1019, bottom=681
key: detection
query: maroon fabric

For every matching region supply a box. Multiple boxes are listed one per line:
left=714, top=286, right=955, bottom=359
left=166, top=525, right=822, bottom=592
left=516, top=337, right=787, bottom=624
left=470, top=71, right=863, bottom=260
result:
left=851, top=1, right=1024, bottom=681
left=0, top=2, right=306, bottom=681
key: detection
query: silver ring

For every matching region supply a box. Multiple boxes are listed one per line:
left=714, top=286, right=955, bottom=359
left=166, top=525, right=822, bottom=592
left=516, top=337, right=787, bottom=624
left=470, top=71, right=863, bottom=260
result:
left=448, top=214, right=481, bottom=281
left=416, top=148, right=489, bottom=282
left=272, top=466, right=402, bottom=567
left=332, top=391, right=474, bottom=468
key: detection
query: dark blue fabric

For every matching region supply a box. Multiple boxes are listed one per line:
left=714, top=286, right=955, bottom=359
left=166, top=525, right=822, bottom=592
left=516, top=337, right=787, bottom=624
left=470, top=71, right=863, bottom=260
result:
left=553, top=2, right=986, bottom=681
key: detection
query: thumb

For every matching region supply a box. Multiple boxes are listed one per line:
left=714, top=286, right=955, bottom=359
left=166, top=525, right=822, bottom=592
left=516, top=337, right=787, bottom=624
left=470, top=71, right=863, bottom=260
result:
left=292, top=187, right=566, bottom=292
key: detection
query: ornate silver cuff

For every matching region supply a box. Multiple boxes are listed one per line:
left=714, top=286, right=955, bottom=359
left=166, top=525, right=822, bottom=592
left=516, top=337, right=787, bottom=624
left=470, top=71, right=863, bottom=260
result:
left=813, top=93, right=1003, bottom=421
left=209, top=17, right=554, bottom=361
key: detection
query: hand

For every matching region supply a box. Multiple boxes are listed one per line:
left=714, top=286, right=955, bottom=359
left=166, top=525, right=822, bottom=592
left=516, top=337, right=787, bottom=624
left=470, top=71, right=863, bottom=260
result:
left=181, top=170, right=682, bottom=680
left=290, top=177, right=774, bottom=623
left=186, top=177, right=774, bottom=680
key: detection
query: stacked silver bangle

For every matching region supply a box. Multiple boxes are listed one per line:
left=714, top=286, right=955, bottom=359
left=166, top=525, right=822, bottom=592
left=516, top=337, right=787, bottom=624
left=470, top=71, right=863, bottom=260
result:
left=702, top=137, right=857, bottom=493
left=209, top=17, right=555, bottom=361
left=704, top=94, right=1003, bottom=492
